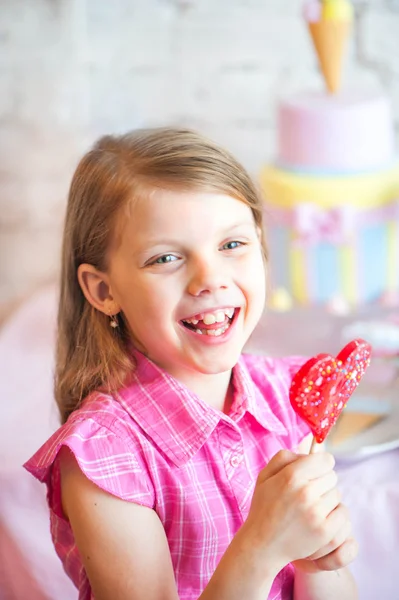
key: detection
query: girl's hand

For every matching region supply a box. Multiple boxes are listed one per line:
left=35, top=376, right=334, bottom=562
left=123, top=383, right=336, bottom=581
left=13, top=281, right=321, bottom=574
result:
left=293, top=530, right=359, bottom=573
left=242, top=449, right=346, bottom=572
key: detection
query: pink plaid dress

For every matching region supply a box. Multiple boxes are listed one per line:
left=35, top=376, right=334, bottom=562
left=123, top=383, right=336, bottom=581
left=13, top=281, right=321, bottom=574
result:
left=24, top=350, right=309, bottom=600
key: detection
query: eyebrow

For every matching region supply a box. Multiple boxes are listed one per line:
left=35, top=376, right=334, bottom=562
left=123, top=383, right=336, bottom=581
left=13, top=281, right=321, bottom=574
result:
left=138, top=221, right=257, bottom=248
left=223, top=221, right=256, bottom=233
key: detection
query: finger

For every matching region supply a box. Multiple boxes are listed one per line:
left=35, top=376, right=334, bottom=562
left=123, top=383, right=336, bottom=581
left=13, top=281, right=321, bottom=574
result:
left=312, top=537, right=359, bottom=571
left=308, top=519, right=352, bottom=560
left=282, top=452, right=336, bottom=486
left=323, top=503, right=350, bottom=544
left=318, top=487, right=342, bottom=519
left=257, top=449, right=299, bottom=483
left=292, top=558, right=320, bottom=574
left=306, top=470, right=338, bottom=501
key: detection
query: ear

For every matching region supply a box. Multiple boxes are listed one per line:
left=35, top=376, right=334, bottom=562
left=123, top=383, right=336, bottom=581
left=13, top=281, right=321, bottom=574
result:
left=77, top=263, right=121, bottom=316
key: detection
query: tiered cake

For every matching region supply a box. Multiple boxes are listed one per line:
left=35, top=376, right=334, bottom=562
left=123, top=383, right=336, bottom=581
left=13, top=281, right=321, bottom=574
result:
left=261, top=0, right=399, bottom=308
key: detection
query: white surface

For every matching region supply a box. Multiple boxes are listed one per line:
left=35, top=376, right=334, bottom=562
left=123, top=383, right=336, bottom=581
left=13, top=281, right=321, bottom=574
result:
left=324, top=386, right=399, bottom=460
left=326, top=410, right=399, bottom=460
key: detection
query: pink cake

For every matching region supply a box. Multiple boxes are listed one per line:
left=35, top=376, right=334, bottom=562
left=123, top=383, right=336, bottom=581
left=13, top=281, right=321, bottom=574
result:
left=261, top=89, right=399, bottom=308
left=278, top=91, right=394, bottom=172
left=261, top=0, right=399, bottom=309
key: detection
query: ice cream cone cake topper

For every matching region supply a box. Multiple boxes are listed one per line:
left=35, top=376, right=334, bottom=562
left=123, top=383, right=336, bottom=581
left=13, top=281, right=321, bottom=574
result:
left=289, top=339, right=372, bottom=452
left=303, top=0, right=354, bottom=93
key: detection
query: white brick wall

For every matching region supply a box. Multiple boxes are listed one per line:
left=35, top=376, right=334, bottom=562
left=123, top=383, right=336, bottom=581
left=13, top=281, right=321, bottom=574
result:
left=1, top=0, right=398, bottom=303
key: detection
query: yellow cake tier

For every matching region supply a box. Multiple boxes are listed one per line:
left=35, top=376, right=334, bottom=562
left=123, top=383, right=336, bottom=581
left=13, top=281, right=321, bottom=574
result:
left=259, top=161, right=399, bottom=306
left=261, top=162, right=399, bottom=209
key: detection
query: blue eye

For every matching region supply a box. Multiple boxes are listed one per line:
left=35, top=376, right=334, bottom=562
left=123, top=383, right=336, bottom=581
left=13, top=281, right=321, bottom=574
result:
left=222, top=241, right=243, bottom=250
left=154, top=254, right=178, bottom=264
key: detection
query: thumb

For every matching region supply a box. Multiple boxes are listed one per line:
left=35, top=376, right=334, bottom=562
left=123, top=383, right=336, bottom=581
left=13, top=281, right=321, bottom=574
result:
left=258, top=449, right=300, bottom=483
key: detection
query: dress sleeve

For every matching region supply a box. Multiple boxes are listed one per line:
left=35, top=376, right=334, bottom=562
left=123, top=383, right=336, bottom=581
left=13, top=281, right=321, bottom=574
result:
left=23, top=417, right=155, bottom=518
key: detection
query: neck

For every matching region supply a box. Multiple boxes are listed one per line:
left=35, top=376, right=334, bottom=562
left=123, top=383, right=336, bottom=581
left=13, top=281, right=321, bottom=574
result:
left=175, top=369, right=233, bottom=413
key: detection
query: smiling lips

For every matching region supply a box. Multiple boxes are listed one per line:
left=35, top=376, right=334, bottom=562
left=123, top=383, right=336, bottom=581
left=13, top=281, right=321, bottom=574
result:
left=181, top=308, right=236, bottom=337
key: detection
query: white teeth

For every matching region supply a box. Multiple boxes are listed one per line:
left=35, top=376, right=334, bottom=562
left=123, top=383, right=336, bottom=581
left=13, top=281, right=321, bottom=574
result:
left=192, top=323, right=229, bottom=337
left=207, top=327, right=223, bottom=336
left=183, top=317, right=199, bottom=325
left=203, top=313, right=217, bottom=325
left=202, top=310, right=226, bottom=325
left=183, top=308, right=235, bottom=326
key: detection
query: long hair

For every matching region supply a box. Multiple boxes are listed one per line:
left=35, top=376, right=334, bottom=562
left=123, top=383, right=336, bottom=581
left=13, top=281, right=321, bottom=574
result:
left=56, top=127, right=268, bottom=423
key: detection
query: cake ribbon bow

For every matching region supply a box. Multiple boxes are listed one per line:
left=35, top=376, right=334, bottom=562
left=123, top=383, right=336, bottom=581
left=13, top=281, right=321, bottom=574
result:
left=293, top=203, right=355, bottom=245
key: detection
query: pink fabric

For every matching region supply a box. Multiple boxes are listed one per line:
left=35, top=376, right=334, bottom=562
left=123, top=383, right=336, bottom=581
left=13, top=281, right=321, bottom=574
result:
left=24, top=349, right=309, bottom=600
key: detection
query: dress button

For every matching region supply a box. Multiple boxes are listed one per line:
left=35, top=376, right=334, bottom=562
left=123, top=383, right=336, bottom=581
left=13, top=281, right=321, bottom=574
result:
left=230, top=454, right=243, bottom=468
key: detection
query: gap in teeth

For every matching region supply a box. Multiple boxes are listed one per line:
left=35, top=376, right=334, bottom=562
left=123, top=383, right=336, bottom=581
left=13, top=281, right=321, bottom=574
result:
left=184, top=308, right=235, bottom=326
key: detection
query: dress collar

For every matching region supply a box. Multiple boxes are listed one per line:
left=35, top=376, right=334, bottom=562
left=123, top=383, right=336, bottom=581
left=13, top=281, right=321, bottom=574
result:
left=116, top=349, right=286, bottom=467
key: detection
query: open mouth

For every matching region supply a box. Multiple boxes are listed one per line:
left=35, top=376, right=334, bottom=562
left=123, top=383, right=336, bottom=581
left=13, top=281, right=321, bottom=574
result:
left=180, top=308, right=238, bottom=337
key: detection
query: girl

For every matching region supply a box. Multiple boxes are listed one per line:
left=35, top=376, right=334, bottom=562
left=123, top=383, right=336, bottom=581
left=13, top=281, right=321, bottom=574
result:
left=24, top=128, right=358, bottom=600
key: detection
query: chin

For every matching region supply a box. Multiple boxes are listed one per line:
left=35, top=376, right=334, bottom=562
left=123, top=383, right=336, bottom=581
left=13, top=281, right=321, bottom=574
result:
left=194, top=350, right=242, bottom=375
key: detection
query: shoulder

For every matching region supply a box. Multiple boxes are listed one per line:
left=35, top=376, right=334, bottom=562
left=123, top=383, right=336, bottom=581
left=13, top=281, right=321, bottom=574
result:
left=23, top=392, right=155, bottom=507
left=58, top=443, right=179, bottom=600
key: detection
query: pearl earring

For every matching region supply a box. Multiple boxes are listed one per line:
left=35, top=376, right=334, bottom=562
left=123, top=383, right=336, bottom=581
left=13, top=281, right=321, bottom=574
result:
left=109, top=313, right=119, bottom=329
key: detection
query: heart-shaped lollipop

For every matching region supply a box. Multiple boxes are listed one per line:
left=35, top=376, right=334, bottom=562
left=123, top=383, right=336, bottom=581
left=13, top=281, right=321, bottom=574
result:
left=289, top=339, right=372, bottom=444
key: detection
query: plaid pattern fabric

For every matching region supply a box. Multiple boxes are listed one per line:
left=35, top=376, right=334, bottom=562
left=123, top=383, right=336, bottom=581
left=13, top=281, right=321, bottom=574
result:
left=24, top=350, right=309, bottom=600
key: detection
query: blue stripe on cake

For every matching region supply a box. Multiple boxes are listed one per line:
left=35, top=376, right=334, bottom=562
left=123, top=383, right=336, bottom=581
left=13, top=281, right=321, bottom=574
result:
left=315, top=243, right=339, bottom=304
left=359, top=224, right=387, bottom=303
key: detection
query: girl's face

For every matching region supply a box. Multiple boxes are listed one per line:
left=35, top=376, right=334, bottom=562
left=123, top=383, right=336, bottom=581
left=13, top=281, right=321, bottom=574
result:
left=107, top=189, right=266, bottom=382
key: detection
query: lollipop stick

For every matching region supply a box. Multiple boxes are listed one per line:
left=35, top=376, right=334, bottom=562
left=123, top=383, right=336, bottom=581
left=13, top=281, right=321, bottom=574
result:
left=309, top=436, right=318, bottom=454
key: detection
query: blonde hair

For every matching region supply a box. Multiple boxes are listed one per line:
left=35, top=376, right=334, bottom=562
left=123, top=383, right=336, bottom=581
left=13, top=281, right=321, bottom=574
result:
left=56, top=127, right=268, bottom=423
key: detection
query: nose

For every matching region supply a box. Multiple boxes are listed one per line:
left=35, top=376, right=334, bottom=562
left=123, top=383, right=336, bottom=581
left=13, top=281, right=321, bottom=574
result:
left=186, top=254, right=229, bottom=297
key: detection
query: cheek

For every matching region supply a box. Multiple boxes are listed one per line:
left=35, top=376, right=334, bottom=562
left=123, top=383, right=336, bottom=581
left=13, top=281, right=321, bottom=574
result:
left=245, top=251, right=266, bottom=285
left=246, top=255, right=267, bottom=305
left=124, top=279, right=176, bottom=325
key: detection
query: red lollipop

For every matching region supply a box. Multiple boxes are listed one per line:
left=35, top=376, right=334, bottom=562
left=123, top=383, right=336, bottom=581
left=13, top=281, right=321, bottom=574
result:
left=289, top=339, right=372, bottom=448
